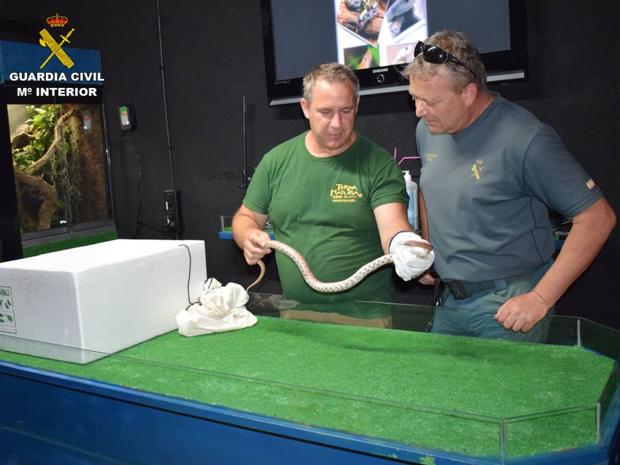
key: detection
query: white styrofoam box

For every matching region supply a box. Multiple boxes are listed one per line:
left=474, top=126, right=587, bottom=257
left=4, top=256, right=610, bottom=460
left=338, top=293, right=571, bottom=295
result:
left=0, top=239, right=207, bottom=363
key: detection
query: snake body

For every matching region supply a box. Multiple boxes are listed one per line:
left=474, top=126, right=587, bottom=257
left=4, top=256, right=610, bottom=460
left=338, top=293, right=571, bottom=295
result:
left=247, top=239, right=432, bottom=293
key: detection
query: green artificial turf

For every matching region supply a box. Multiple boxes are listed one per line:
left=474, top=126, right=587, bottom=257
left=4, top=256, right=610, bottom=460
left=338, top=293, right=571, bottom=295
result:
left=22, top=230, right=118, bottom=257
left=0, top=316, right=613, bottom=459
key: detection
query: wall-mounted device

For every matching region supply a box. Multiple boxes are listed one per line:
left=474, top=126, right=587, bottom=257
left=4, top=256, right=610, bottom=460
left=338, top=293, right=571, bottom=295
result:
left=163, top=189, right=182, bottom=235
left=118, top=104, right=135, bottom=131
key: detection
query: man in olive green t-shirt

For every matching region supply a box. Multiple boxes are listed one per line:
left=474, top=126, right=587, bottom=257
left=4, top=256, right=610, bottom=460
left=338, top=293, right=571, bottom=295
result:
left=232, top=63, right=433, bottom=309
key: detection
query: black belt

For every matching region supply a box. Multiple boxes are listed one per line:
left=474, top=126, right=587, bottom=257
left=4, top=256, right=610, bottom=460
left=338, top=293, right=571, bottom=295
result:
left=445, top=280, right=499, bottom=300
left=444, top=268, right=540, bottom=301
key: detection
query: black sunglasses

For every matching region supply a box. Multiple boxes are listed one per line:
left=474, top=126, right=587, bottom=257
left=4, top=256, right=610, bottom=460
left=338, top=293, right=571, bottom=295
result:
left=414, top=41, right=477, bottom=79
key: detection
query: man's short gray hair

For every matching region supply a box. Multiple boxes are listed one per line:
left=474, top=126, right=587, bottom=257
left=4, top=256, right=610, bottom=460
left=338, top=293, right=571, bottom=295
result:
left=302, top=63, right=360, bottom=103
left=404, top=30, right=487, bottom=92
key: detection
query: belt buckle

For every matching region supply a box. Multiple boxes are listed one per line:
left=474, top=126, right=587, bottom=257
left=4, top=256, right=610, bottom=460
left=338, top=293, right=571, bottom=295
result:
left=447, top=281, right=468, bottom=300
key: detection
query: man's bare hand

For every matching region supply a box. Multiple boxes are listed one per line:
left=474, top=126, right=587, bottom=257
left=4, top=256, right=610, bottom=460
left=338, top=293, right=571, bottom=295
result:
left=495, top=291, right=550, bottom=332
left=243, top=230, right=272, bottom=265
left=418, top=272, right=436, bottom=286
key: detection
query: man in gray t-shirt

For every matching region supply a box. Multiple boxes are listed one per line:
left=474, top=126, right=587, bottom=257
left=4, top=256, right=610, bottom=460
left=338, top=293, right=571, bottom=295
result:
left=404, top=31, right=616, bottom=340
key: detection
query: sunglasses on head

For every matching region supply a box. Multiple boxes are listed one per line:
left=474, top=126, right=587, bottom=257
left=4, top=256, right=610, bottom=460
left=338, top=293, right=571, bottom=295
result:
left=414, top=41, right=477, bottom=80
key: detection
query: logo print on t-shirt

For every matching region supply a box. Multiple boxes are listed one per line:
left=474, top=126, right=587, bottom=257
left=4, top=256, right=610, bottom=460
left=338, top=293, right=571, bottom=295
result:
left=471, top=160, right=485, bottom=180
left=330, top=184, right=363, bottom=203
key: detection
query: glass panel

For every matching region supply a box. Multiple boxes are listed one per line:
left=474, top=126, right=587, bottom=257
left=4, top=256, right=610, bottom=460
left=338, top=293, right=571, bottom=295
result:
left=246, top=293, right=618, bottom=460
left=8, top=103, right=112, bottom=237
left=248, top=292, right=435, bottom=331
left=0, top=331, right=109, bottom=364
left=1, top=297, right=618, bottom=463
left=501, top=406, right=600, bottom=459
left=580, top=318, right=620, bottom=360
left=544, top=314, right=579, bottom=346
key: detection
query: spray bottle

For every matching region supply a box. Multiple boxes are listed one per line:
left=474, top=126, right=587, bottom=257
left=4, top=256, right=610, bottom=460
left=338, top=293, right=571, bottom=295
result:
left=403, top=170, right=418, bottom=231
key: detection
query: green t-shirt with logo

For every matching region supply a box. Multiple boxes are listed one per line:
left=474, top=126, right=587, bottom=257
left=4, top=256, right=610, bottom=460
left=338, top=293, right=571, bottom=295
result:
left=243, top=132, right=407, bottom=306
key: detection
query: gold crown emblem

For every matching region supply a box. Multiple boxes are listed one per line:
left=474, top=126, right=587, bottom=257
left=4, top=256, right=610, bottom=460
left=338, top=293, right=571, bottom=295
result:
left=46, top=13, right=69, bottom=28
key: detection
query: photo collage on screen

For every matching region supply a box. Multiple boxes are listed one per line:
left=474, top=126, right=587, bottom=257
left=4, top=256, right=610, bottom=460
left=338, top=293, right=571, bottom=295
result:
left=335, top=0, right=428, bottom=70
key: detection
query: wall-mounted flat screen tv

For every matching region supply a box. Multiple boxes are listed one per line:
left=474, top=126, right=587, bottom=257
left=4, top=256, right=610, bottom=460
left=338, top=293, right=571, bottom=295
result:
left=261, top=0, right=527, bottom=105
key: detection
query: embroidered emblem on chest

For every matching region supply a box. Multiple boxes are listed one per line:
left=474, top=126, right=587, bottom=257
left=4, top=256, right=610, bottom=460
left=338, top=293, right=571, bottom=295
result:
left=470, top=159, right=485, bottom=180
left=330, top=184, right=363, bottom=203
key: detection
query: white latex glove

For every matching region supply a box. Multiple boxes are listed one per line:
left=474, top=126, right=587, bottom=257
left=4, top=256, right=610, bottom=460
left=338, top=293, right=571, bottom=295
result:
left=389, top=231, right=434, bottom=281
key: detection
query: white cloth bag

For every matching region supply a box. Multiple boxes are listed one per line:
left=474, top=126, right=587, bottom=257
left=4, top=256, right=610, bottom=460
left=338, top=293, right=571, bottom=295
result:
left=176, top=278, right=257, bottom=336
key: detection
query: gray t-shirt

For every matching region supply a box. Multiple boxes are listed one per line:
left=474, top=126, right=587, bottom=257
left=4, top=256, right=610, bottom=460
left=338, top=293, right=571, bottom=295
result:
left=417, top=95, right=601, bottom=282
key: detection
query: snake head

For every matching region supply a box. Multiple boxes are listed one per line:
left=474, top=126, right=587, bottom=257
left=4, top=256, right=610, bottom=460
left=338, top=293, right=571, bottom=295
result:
left=403, top=239, right=433, bottom=257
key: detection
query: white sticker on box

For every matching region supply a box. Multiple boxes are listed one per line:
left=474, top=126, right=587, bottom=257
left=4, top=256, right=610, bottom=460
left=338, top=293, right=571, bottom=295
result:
left=0, top=286, right=16, bottom=333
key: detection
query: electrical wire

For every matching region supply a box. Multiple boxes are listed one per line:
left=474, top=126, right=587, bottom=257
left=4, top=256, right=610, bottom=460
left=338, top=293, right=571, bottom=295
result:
left=124, top=131, right=144, bottom=239
left=155, top=0, right=179, bottom=240
left=178, top=243, right=208, bottom=310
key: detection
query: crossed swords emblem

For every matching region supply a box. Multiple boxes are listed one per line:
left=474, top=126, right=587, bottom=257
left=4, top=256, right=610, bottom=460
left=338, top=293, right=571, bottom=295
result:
left=39, top=27, right=75, bottom=69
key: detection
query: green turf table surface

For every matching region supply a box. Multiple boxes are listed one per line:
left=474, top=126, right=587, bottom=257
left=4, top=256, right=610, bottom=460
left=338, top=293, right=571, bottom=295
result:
left=0, top=316, right=614, bottom=459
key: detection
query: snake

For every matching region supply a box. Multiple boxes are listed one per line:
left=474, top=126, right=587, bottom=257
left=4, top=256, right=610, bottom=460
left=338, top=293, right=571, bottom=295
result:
left=246, top=239, right=432, bottom=293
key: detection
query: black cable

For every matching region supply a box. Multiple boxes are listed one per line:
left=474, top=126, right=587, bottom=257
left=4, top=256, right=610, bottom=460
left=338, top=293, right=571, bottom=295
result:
left=241, top=96, right=247, bottom=197
left=123, top=131, right=144, bottom=239
left=178, top=244, right=208, bottom=311
left=155, top=0, right=179, bottom=240
left=125, top=128, right=167, bottom=238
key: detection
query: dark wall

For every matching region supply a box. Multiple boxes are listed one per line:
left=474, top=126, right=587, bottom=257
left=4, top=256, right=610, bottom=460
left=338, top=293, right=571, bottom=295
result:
left=2, top=1, right=618, bottom=329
